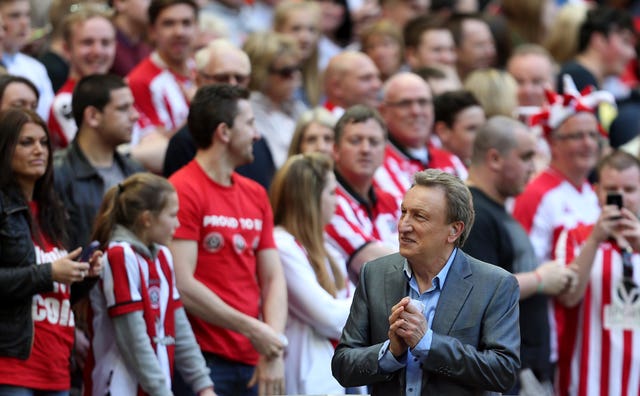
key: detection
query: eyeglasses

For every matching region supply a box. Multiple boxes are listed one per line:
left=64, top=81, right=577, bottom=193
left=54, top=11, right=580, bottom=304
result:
left=553, top=130, right=600, bottom=141
left=198, top=71, right=249, bottom=86
left=269, top=65, right=301, bottom=79
left=384, top=98, right=432, bottom=109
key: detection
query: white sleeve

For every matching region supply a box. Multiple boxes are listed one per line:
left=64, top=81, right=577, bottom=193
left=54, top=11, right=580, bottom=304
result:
left=275, top=229, right=352, bottom=339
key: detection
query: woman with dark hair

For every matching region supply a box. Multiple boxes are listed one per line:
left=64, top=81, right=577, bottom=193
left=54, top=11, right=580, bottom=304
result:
left=0, top=108, right=102, bottom=395
left=0, top=75, right=39, bottom=112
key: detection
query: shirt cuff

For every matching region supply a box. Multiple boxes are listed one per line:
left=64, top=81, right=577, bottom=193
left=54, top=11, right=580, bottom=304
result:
left=409, top=329, right=433, bottom=361
left=378, top=339, right=407, bottom=373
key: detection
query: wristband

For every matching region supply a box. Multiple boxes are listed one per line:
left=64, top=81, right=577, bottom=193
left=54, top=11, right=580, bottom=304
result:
left=534, top=271, right=544, bottom=294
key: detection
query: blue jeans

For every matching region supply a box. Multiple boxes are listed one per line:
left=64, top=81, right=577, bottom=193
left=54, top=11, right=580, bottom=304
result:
left=0, top=386, right=68, bottom=396
left=173, top=353, right=257, bottom=396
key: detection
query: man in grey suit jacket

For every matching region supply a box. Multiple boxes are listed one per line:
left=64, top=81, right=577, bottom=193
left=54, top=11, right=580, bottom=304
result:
left=332, top=169, right=520, bottom=395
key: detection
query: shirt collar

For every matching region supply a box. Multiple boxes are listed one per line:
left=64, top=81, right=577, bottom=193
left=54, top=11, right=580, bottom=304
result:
left=403, top=247, right=457, bottom=291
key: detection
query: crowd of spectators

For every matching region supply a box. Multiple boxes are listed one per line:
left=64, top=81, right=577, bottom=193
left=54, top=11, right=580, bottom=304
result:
left=1, top=0, right=640, bottom=395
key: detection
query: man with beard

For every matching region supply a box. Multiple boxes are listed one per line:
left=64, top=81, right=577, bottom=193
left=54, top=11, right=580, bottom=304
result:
left=169, top=84, right=287, bottom=396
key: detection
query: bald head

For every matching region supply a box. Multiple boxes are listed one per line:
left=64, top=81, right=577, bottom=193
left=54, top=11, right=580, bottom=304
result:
left=382, top=72, right=430, bottom=101
left=195, top=39, right=251, bottom=88
left=324, top=51, right=381, bottom=108
left=472, top=116, right=526, bottom=165
left=470, top=116, right=536, bottom=200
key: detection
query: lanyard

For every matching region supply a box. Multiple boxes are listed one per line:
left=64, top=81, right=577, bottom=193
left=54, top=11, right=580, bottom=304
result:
left=620, top=247, right=638, bottom=298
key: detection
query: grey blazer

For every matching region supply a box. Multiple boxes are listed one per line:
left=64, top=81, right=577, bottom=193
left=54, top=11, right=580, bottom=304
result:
left=332, top=251, right=521, bottom=395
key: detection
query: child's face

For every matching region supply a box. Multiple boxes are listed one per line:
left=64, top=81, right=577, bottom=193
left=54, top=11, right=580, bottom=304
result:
left=146, top=192, right=180, bottom=246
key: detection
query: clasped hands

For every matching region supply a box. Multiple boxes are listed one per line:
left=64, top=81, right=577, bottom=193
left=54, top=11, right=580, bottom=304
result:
left=388, top=296, right=427, bottom=358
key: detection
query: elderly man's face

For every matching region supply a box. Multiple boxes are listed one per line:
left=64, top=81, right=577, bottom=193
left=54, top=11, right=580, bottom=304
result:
left=197, top=50, right=251, bottom=88
left=398, top=185, right=461, bottom=263
left=381, top=75, right=433, bottom=149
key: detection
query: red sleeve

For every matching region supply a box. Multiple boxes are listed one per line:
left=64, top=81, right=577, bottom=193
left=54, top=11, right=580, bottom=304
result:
left=127, top=69, right=162, bottom=129
left=105, top=245, right=144, bottom=317
left=171, top=167, right=202, bottom=241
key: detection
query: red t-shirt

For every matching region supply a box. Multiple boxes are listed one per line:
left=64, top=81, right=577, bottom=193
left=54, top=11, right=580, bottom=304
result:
left=170, top=161, right=276, bottom=365
left=0, top=202, right=74, bottom=390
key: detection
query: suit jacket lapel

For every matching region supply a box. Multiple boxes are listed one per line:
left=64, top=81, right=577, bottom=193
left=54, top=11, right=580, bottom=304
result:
left=431, top=252, right=473, bottom=335
left=384, top=255, right=409, bottom=319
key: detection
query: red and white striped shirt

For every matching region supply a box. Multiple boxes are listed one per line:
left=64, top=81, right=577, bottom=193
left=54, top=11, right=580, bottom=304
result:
left=87, top=242, right=181, bottom=396
left=325, top=176, right=399, bottom=262
left=554, top=224, right=640, bottom=396
left=47, top=78, right=76, bottom=149
left=127, top=52, right=194, bottom=143
left=512, top=168, right=600, bottom=265
left=374, top=141, right=467, bottom=200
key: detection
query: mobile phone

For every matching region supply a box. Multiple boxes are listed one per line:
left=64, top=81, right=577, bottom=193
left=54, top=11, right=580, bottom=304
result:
left=606, top=193, right=623, bottom=209
left=79, top=240, right=100, bottom=262
left=606, top=193, right=623, bottom=220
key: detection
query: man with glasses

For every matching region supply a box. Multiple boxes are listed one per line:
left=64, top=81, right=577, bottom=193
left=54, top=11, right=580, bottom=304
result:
left=554, top=150, right=640, bottom=396
left=512, top=78, right=615, bottom=378
left=512, top=85, right=606, bottom=267
left=163, top=39, right=274, bottom=189
left=375, top=72, right=466, bottom=200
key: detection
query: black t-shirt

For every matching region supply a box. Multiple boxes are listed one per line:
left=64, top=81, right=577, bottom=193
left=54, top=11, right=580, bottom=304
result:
left=557, top=60, right=599, bottom=93
left=464, top=187, right=552, bottom=379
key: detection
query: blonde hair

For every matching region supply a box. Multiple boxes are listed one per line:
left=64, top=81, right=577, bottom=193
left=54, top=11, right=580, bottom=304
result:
left=464, top=68, right=517, bottom=118
left=242, top=31, right=301, bottom=93
left=61, top=2, right=113, bottom=44
left=288, top=107, right=337, bottom=157
left=270, top=153, right=345, bottom=296
left=273, top=0, right=322, bottom=106
left=501, top=0, right=547, bottom=44
left=543, top=2, right=590, bottom=64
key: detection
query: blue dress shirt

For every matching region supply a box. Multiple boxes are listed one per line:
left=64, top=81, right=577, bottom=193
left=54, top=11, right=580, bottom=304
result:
left=378, top=248, right=458, bottom=395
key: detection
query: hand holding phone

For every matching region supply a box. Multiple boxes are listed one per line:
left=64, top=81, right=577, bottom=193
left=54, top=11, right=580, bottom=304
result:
left=606, top=193, right=623, bottom=220
left=79, top=240, right=100, bottom=263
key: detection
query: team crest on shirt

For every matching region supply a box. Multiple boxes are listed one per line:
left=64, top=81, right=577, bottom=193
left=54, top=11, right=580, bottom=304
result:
left=203, top=232, right=224, bottom=253
left=233, top=234, right=247, bottom=254
left=149, top=285, right=161, bottom=309
left=603, top=282, right=640, bottom=330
